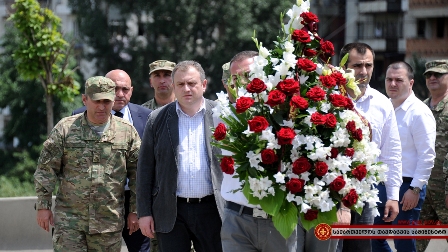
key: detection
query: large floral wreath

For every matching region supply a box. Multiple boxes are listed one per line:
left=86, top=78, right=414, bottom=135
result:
left=212, top=0, right=387, bottom=238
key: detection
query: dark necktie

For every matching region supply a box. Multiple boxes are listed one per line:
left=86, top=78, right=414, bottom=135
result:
left=114, top=111, right=124, bottom=118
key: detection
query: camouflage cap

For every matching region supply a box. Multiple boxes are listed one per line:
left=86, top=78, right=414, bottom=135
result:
left=424, top=60, right=448, bottom=75
left=222, top=62, right=230, bottom=82
left=149, top=60, right=176, bottom=75
left=85, top=76, right=116, bottom=101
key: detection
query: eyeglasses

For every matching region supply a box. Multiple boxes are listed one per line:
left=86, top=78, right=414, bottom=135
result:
left=424, top=72, right=446, bottom=79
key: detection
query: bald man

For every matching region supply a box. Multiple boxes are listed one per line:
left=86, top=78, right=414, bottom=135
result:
left=72, top=69, right=152, bottom=252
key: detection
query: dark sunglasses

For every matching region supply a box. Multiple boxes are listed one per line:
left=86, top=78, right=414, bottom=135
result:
left=424, top=72, right=446, bottom=79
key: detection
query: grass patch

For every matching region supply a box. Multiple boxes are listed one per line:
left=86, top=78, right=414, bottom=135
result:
left=0, top=176, right=35, bottom=197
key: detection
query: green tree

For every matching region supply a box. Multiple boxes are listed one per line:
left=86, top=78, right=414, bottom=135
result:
left=409, top=54, right=428, bottom=100
left=8, top=0, right=80, bottom=135
left=0, top=25, right=82, bottom=196
left=68, top=0, right=291, bottom=102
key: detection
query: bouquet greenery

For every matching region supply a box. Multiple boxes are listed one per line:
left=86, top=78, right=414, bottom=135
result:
left=212, top=0, right=387, bottom=238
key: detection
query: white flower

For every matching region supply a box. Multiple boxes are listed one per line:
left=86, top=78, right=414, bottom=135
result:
left=246, top=151, right=261, bottom=168
left=299, top=74, right=309, bottom=84
left=301, top=203, right=311, bottom=213
left=283, top=51, right=297, bottom=69
left=273, top=61, right=292, bottom=76
left=274, top=172, right=286, bottom=184
left=320, top=102, right=331, bottom=113
left=259, top=43, right=271, bottom=58
left=284, top=41, right=295, bottom=53
left=281, top=120, right=295, bottom=128
left=300, top=171, right=311, bottom=182
left=242, top=125, right=254, bottom=136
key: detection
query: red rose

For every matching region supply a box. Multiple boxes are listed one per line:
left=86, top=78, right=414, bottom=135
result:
left=330, top=147, right=339, bottom=159
left=352, top=164, right=367, bottom=181
left=352, top=128, right=363, bottom=141
left=315, top=161, right=328, bottom=176
left=265, top=90, right=287, bottom=107
left=320, top=40, right=335, bottom=57
left=297, top=58, right=317, bottom=72
left=261, top=149, right=278, bottom=165
left=329, top=94, right=347, bottom=108
left=325, top=114, right=337, bottom=128
left=331, top=72, right=347, bottom=86
left=342, top=189, right=359, bottom=208
left=345, top=97, right=354, bottom=110
left=344, top=148, right=355, bottom=158
left=235, top=97, right=254, bottom=113
left=291, top=29, right=311, bottom=43
left=345, top=121, right=356, bottom=133
left=310, top=112, right=326, bottom=126
left=220, top=156, right=235, bottom=175
left=300, top=12, right=319, bottom=24
left=306, top=86, right=326, bottom=101
left=286, top=178, right=306, bottom=194
left=277, top=79, right=300, bottom=96
left=304, top=209, right=318, bottom=221
left=329, top=176, right=346, bottom=192
left=213, top=123, right=227, bottom=141
left=293, top=157, right=312, bottom=174
left=304, top=48, right=317, bottom=57
left=290, top=95, right=309, bottom=110
left=248, top=116, right=269, bottom=133
left=277, top=127, right=296, bottom=145
left=319, top=75, right=337, bottom=89
left=247, top=78, right=267, bottom=93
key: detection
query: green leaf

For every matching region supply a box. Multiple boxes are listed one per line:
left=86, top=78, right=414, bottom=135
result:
left=258, top=187, right=285, bottom=216
left=272, top=201, right=298, bottom=239
left=340, top=53, right=349, bottom=67
left=299, top=206, right=338, bottom=231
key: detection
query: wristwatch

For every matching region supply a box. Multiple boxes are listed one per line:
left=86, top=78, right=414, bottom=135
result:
left=409, top=186, right=421, bottom=195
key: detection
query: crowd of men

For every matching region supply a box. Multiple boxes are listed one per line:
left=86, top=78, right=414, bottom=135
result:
left=33, top=43, right=448, bottom=252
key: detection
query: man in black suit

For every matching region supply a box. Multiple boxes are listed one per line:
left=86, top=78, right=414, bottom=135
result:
left=73, top=69, right=152, bottom=252
left=137, top=61, right=225, bottom=252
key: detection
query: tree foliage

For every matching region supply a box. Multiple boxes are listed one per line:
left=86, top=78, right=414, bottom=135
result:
left=0, top=25, right=82, bottom=187
left=8, top=0, right=80, bottom=134
left=68, top=0, right=292, bottom=102
left=409, top=54, right=428, bottom=101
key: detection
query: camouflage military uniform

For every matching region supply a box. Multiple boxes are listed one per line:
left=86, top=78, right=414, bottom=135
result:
left=417, top=95, right=448, bottom=252
left=35, top=112, right=141, bottom=251
left=141, top=98, right=159, bottom=110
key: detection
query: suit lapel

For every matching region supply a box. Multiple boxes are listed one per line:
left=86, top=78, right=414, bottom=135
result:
left=167, top=104, right=179, bottom=166
left=204, top=100, right=214, bottom=165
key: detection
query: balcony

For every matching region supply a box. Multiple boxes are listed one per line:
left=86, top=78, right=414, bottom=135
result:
left=406, top=38, right=448, bottom=58
left=410, top=0, right=448, bottom=8
left=359, top=0, right=404, bottom=13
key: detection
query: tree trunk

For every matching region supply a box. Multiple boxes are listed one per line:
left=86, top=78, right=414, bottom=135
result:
left=46, top=93, right=53, bottom=136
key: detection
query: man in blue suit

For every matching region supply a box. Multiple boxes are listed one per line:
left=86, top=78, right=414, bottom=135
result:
left=73, top=69, right=152, bottom=252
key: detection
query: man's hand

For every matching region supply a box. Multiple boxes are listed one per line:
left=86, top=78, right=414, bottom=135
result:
left=139, top=216, right=155, bottom=238
left=127, top=213, right=139, bottom=235
left=400, top=190, right=419, bottom=211
left=383, top=200, right=399, bottom=222
left=37, top=209, right=54, bottom=232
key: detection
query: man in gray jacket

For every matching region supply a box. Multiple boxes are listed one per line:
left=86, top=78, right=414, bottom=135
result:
left=137, top=60, right=224, bottom=252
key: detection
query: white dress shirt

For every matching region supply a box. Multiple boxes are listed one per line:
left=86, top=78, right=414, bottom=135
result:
left=351, top=85, right=403, bottom=200
left=176, top=100, right=213, bottom=198
left=393, top=92, right=436, bottom=189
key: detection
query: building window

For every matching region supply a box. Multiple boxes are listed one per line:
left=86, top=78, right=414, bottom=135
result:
left=436, top=18, right=445, bottom=38
left=357, top=22, right=364, bottom=40
left=417, top=19, right=425, bottom=38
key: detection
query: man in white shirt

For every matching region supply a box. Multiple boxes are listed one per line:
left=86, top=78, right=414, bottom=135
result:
left=219, top=51, right=298, bottom=252
left=338, top=43, right=403, bottom=252
left=371, top=62, right=436, bottom=252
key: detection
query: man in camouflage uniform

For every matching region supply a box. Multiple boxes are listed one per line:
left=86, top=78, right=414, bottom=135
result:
left=417, top=60, right=448, bottom=252
left=141, top=60, right=176, bottom=110
left=34, top=76, right=141, bottom=251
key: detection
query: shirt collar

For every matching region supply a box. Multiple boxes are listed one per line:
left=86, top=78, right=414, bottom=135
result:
left=175, top=98, right=206, bottom=117
left=394, top=92, right=415, bottom=112
left=113, top=105, right=129, bottom=116
left=350, top=84, right=373, bottom=103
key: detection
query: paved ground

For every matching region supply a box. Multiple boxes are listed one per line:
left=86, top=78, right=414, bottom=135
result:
left=1, top=239, right=447, bottom=251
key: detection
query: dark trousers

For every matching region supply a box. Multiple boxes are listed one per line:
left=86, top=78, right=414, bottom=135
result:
left=372, top=182, right=426, bottom=252
left=339, top=201, right=374, bottom=252
left=123, top=190, right=151, bottom=252
left=157, top=195, right=222, bottom=252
